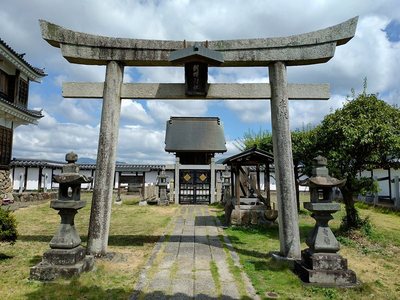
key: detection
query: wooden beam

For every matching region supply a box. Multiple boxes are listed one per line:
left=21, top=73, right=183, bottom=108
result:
left=63, top=82, right=330, bottom=100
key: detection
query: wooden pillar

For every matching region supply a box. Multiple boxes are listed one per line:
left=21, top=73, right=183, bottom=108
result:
left=87, top=61, right=124, bottom=256
left=256, top=164, right=261, bottom=193
left=24, top=166, right=28, bottom=191
left=265, top=163, right=271, bottom=208
left=141, top=172, right=145, bottom=199
left=235, top=167, right=240, bottom=209
left=388, top=168, right=392, bottom=200
left=269, top=61, right=301, bottom=260
left=38, top=167, right=43, bottom=191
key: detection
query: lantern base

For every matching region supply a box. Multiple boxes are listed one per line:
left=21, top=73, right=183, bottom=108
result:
left=294, top=249, right=357, bottom=287
left=30, top=246, right=94, bottom=281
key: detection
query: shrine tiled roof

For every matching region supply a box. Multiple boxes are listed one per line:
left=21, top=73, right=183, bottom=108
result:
left=10, top=158, right=167, bottom=171
left=222, top=146, right=274, bottom=165
left=0, top=95, right=43, bottom=119
left=0, top=38, right=46, bottom=77
left=165, top=117, right=227, bottom=153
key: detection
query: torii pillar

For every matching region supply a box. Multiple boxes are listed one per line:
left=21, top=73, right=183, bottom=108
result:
left=87, top=61, right=124, bottom=255
left=39, top=17, right=358, bottom=258
left=269, top=62, right=300, bottom=258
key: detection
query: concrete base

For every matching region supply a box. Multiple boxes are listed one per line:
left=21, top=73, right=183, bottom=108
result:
left=30, top=246, right=94, bottom=281
left=294, top=249, right=357, bottom=287
left=270, top=251, right=297, bottom=269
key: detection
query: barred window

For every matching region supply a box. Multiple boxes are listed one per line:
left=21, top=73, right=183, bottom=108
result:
left=0, top=69, right=10, bottom=98
left=18, top=78, right=28, bottom=107
left=0, top=126, right=13, bottom=168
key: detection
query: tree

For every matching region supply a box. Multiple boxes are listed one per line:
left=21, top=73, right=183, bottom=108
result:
left=315, top=91, right=400, bottom=229
left=0, top=208, right=18, bottom=245
left=291, top=127, right=319, bottom=210
left=243, top=127, right=317, bottom=210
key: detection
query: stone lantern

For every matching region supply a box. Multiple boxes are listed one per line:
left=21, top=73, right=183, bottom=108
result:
left=30, top=152, right=94, bottom=281
left=221, top=167, right=234, bottom=225
left=157, top=167, right=169, bottom=206
left=295, top=155, right=357, bottom=286
left=221, top=167, right=231, bottom=203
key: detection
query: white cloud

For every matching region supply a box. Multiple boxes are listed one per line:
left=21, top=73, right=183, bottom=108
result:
left=121, top=100, right=154, bottom=124
left=3, top=0, right=400, bottom=163
left=147, top=100, right=208, bottom=122
left=225, top=100, right=271, bottom=123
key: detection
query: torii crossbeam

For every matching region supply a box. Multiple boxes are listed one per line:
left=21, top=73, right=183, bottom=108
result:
left=40, top=17, right=358, bottom=258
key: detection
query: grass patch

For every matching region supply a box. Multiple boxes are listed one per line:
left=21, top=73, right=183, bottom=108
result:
left=0, top=193, right=177, bottom=300
left=210, top=260, right=222, bottom=298
left=216, top=193, right=400, bottom=299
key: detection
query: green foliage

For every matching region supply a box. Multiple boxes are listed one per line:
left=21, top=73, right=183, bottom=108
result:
left=243, top=126, right=318, bottom=176
left=0, top=208, right=18, bottom=245
left=357, top=177, right=380, bottom=196
left=243, top=129, right=273, bottom=152
left=315, top=92, right=400, bottom=179
left=315, top=91, right=400, bottom=229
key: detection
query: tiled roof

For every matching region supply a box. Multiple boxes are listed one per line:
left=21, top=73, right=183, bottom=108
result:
left=0, top=38, right=46, bottom=77
left=10, top=158, right=64, bottom=168
left=222, top=146, right=274, bottom=165
left=10, top=158, right=167, bottom=171
left=0, top=95, right=43, bottom=118
left=165, top=117, right=227, bottom=153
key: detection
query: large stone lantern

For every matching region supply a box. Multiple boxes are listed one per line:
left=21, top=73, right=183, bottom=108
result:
left=221, top=167, right=231, bottom=201
left=295, top=156, right=357, bottom=286
left=30, top=152, right=94, bottom=281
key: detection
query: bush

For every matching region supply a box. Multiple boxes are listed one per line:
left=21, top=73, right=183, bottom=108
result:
left=0, top=208, right=18, bottom=244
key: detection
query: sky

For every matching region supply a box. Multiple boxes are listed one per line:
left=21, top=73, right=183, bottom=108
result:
left=2, top=0, right=400, bottom=164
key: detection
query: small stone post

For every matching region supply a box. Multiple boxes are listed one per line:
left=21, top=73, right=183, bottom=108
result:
left=30, top=152, right=94, bottom=281
left=210, top=157, right=216, bottom=203
left=174, top=157, right=180, bottom=204
left=169, top=179, right=174, bottom=203
left=87, top=61, right=124, bottom=256
left=269, top=62, right=301, bottom=260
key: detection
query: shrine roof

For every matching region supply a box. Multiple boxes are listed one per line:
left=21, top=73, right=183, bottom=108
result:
left=165, top=117, right=227, bottom=153
left=10, top=158, right=167, bottom=172
left=222, top=146, right=274, bottom=166
left=0, top=95, right=43, bottom=125
left=0, top=38, right=46, bottom=81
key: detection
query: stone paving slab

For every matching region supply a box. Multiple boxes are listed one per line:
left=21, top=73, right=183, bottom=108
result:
left=130, top=205, right=260, bottom=300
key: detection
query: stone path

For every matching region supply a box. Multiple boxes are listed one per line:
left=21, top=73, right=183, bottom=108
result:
left=130, top=205, right=259, bottom=300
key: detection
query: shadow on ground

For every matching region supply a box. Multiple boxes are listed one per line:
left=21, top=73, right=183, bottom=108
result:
left=130, top=290, right=254, bottom=300
left=26, top=278, right=130, bottom=300
left=0, top=253, right=13, bottom=260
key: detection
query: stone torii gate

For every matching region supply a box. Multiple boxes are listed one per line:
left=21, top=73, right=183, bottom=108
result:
left=40, top=17, right=358, bottom=258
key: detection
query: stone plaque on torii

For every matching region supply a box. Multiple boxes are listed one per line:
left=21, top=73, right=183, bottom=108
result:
left=40, top=17, right=358, bottom=259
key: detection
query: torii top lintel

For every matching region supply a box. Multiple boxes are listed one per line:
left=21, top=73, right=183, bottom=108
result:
left=40, top=17, right=357, bottom=67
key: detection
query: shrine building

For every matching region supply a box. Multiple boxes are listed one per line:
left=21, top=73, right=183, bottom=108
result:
left=165, top=116, right=227, bottom=204
left=0, top=38, right=45, bottom=195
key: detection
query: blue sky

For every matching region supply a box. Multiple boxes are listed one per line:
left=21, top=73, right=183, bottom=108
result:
left=2, top=0, right=400, bottom=164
